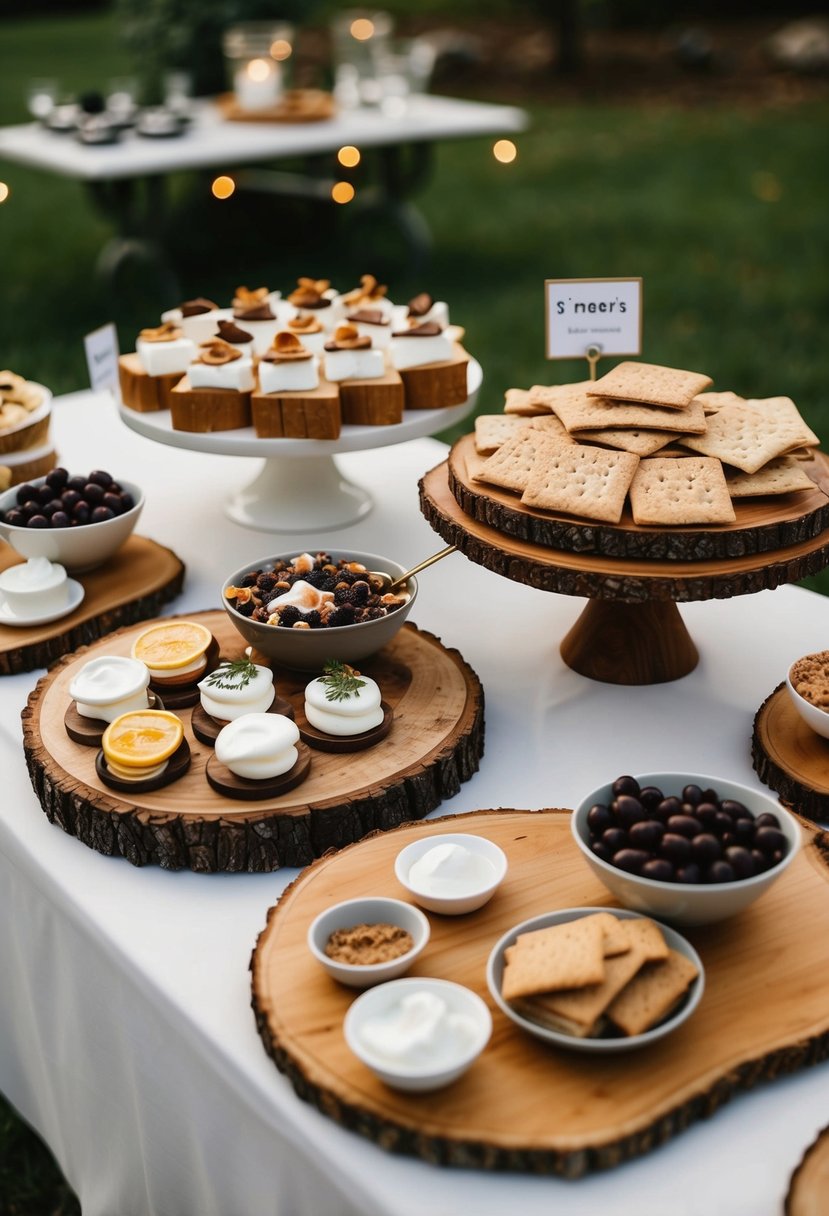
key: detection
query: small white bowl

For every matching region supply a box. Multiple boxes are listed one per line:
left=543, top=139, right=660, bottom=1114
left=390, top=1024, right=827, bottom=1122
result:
left=572, top=772, right=801, bottom=927
left=786, top=658, right=829, bottom=740
left=307, top=896, right=430, bottom=989
left=0, top=476, right=144, bottom=573
left=394, top=832, right=508, bottom=915
left=344, top=976, right=492, bottom=1091
left=487, top=907, right=704, bottom=1054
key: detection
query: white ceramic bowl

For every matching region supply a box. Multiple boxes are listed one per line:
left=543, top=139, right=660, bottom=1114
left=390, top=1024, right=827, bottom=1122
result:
left=344, top=976, right=492, bottom=1091
left=0, top=475, right=143, bottom=573
left=572, top=772, right=801, bottom=927
left=487, top=907, right=704, bottom=1054
left=307, top=896, right=430, bottom=989
left=786, top=658, right=829, bottom=740
left=221, top=549, right=417, bottom=671
left=394, top=832, right=508, bottom=915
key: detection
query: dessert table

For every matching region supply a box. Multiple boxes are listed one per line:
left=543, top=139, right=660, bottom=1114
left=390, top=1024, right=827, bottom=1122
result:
left=1, top=389, right=827, bottom=1216
left=0, top=94, right=528, bottom=283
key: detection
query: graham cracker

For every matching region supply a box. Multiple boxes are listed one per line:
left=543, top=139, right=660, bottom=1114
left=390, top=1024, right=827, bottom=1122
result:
left=588, top=361, right=712, bottom=408
left=570, top=427, right=681, bottom=456
left=514, top=943, right=649, bottom=1038
left=696, top=390, right=745, bottom=414
left=629, top=456, right=736, bottom=526
left=606, top=949, right=699, bottom=1037
left=726, top=455, right=815, bottom=498
left=589, top=911, right=632, bottom=957
left=551, top=389, right=708, bottom=435
left=526, top=414, right=577, bottom=445
left=474, top=413, right=529, bottom=454
left=520, top=443, right=640, bottom=524
left=504, top=387, right=549, bottom=416
left=528, top=380, right=595, bottom=410
left=501, top=916, right=606, bottom=1002
left=473, top=429, right=562, bottom=493
left=680, top=397, right=817, bottom=474
left=745, top=395, right=820, bottom=448
left=623, top=916, right=670, bottom=962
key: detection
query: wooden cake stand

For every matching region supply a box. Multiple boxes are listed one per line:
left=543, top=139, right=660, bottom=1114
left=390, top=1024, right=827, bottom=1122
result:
left=251, top=808, right=829, bottom=1177
left=21, top=610, right=483, bottom=872
left=752, top=684, right=829, bottom=824
left=0, top=536, right=184, bottom=676
left=418, top=440, right=829, bottom=686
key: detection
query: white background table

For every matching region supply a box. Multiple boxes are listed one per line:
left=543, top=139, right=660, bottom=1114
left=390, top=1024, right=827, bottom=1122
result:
left=1, top=390, right=827, bottom=1216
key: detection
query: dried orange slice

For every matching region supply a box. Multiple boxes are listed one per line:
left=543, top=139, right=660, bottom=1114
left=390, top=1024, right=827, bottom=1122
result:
left=131, top=621, right=212, bottom=672
left=102, top=710, right=183, bottom=769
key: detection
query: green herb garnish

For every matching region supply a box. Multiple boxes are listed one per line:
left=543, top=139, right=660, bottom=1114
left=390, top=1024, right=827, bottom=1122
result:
left=204, top=657, right=258, bottom=692
left=321, top=659, right=366, bottom=703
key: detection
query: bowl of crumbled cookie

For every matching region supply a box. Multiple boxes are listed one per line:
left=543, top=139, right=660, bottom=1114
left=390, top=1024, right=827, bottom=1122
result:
left=787, top=651, right=829, bottom=740
left=221, top=548, right=417, bottom=670
left=307, top=896, right=430, bottom=989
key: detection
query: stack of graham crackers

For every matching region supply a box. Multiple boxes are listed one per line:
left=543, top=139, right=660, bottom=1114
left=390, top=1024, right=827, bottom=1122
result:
left=501, top=911, right=699, bottom=1039
left=472, top=361, right=820, bottom=527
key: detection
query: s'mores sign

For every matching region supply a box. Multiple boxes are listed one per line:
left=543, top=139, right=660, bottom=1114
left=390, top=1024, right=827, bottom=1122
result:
left=545, top=277, right=642, bottom=360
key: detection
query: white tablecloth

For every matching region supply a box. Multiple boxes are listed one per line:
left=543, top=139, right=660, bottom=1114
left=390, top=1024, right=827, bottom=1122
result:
left=1, top=391, right=827, bottom=1216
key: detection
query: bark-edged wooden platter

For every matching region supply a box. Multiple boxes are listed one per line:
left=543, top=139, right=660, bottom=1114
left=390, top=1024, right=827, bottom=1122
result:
left=420, top=459, right=829, bottom=685
left=448, top=433, right=829, bottom=562
left=753, top=683, right=829, bottom=824
left=786, top=1123, right=829, bottom=1216
left=22, top=610, right=484, bottom=872
left=0, top=536, right=185, bottom=675
left=251, top=808, right=829, bottom=1177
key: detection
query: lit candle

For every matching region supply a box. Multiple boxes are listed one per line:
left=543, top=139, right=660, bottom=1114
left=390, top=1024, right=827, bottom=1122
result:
left=234, top=57, right=281, bottom=111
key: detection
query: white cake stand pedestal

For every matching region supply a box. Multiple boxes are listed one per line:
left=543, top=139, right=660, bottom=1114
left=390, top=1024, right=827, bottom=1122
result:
left=118, top=362, right=481, bottom=533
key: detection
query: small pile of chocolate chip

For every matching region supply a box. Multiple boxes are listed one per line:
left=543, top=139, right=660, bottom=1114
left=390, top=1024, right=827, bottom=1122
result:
left=225, top=552, right=406, bottom=629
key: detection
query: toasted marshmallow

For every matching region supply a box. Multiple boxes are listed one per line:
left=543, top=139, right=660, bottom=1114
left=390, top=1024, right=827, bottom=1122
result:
left=389, top=322, right=454, bottom=370
left=136, top=335, right=196, bottom=376
left=215, top=712, right=300, bottom=779
left=304, top=673, right=384, bottom=736
left=189, top=358, right=255, bottom=391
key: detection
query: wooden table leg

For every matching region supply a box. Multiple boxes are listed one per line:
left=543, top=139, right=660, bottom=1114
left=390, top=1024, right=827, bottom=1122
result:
left=560, top=599, right=699, bottom=685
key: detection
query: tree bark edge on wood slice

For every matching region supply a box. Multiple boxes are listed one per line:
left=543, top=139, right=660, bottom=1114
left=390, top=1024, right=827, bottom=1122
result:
left=752, top=683, right=829, bottom=823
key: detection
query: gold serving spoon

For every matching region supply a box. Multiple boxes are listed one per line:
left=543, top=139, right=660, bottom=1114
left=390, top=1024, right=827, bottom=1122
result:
left=370, top=545, right=457, bottom=596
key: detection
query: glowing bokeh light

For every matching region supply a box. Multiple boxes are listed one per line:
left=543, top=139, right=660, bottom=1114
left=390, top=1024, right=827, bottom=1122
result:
left=493, top=139, right=517, bottom=164
left=270, top=39, right=292, bottom=61
left=0, top=182, right=9, bottom=204
left=337, top=145, right=361, bottom=168
left=332, top=181, right=356, bottom=204
left=211, top=175, right=236, bottom=200
left=247, top=58, right=271, bottom=82
left=350, top=18, right=375, bottom=40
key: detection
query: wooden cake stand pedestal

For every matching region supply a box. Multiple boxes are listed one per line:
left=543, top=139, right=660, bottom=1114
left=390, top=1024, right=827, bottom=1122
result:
left=0, top=535, right=184, bottom=675
left=252, top=808, right=829, bottom=1177
left=753, top=684, right=829, bottom=824
left=22, top=610, right=483, bottom=872
left=419, top=441, right=829, bottom=686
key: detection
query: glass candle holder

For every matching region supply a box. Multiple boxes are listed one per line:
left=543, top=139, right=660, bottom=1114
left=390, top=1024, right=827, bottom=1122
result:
left=330, top=10, right=393, bottom=109
left=223, top=23, right=294, bottom=112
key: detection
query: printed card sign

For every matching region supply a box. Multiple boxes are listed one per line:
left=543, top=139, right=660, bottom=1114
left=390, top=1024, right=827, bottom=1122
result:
left=545, top=277, right=642, bottom=360
left=84, top=322, right=120, bottom=395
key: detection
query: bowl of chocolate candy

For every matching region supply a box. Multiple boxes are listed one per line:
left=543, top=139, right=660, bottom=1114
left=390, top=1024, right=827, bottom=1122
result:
left=786, top=651, right=829, bottom=741
left=0, top=467, right=143, bottom=572
left=221, top=549, right=417, bottom=670
left=573, top=772, right=800, bottom=926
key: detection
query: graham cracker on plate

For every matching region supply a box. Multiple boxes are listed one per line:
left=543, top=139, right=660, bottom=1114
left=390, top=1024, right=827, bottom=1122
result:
left=606, top=948, right=699, bottom=1037
left=587, top=361, right=712, bottom=408
left=629, top=456, right=736, bottom=526
left=474, top=413, right=529, bottom=454
left=514, top=942, right=649, bottom=1038
left=570, top=426, right=682, bottom=456
left=746, top=396, right=820, bottom=448
left=521, top=443, right=640, bottom=524
left=473, top=428, right=563, bottom=493
left=725, top=455, right=816, bottom=498
left=501, top=915, right=606, bottom=1002
left=680, top=397, right=818, bottom=474
left=504, top=387, right=550, bottom=416
left=551, top=390, right=708, bottom=435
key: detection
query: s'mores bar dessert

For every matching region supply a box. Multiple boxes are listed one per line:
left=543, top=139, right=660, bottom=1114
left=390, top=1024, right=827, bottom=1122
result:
left=170, top=337, right=253, bottom=432
left=323, top=324, right=404, bottom=426
left=118, top=321, right=196, bottom=413
left=252, top=331, right=340, bottom=439
left=231, top=286, right=279, bottom=355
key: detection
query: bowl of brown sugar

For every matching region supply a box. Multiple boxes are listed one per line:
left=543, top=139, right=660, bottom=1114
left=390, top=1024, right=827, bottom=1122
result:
left=307, top=896, right=430, bottom=988
left=787, top=651, right=829, bottom=739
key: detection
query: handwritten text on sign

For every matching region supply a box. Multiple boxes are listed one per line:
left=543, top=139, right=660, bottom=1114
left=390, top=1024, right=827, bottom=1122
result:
left=545, top=278, right=642, bottom=360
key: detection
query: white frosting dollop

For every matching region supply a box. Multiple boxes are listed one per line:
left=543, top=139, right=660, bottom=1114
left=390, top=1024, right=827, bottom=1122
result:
left=0, top=556, right=68, bottom=614
left=304, top=674, right=384, bottom=737
left=266, top=579, right=334, bottom=616
left=69, top=655, right=151, bottom=723
left=359, top=991, right=478, bottom=1068
left=407, top=842, right=497, bottom=898
left=197, top=662, right=275, bottom=722
left=214, top=712, right=300, bottom=780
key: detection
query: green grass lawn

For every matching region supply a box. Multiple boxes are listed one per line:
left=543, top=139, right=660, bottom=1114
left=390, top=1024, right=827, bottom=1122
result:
left=1, top=9, right=829, bottom=1211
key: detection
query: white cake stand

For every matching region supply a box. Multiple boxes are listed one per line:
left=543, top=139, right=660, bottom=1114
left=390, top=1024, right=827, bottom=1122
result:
left=118, top=360, right=482, bottom=532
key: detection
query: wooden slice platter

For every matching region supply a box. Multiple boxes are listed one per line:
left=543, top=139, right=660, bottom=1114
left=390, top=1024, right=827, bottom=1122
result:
left=251, top=808, right=829, bottom=1177
left=786, top=1124, right=829, bottom=1216
left=449, top=434, right=829, bottom=562
left=420, top=459, right=829, bottom=685
left=0, top=536, right=184, bottom=675
left=21, top=610, right=483, bottom=872
left=753, top=684, right=829, bottom=823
